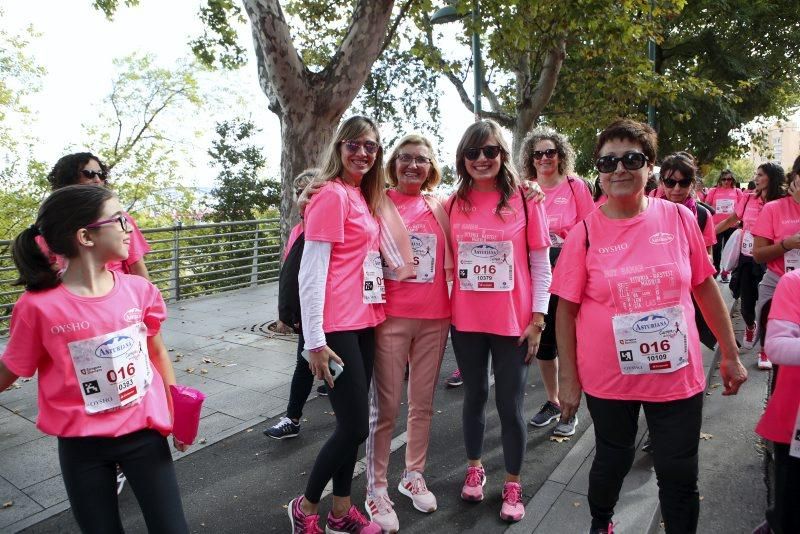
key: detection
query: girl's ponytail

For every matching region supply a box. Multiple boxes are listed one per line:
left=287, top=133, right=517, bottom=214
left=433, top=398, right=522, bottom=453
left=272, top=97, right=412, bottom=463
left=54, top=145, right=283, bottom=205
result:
left=11, top=225, right=60, bottom=291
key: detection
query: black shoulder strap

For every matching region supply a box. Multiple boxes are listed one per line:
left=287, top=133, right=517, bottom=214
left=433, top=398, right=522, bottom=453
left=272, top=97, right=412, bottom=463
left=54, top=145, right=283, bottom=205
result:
left=566, top=176, right=577, bottom=200
left=583, top=219, right=590, bottom=250
left=675, top=203, right=692, bottom=258
left=518, top=186, right=528, bottom=225
left=696, top=204, right=708, bottom=232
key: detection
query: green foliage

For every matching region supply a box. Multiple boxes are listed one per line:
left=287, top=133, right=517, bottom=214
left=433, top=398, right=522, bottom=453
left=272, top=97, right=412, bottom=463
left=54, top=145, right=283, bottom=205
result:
left=206, top=118, right=279, bottom=222
left=704, top=159, right=757, bottom=187
left=91, top=0, right=140, bottom=19
left=190, top=0, right=248, bottom=70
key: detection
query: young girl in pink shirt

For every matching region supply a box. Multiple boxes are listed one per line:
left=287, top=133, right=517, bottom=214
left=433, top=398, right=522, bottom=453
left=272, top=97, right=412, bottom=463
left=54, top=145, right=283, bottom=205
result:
left=0, top=185, right=188, bottom=533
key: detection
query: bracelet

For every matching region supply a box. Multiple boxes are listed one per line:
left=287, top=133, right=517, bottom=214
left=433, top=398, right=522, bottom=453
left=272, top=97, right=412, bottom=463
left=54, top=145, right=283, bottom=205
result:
left=781, top=239, right=790, bottom=252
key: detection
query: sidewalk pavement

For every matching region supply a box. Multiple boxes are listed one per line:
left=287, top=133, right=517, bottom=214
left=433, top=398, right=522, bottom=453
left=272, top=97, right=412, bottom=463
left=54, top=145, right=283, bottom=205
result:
left=0, top=283, right=310, bottom=533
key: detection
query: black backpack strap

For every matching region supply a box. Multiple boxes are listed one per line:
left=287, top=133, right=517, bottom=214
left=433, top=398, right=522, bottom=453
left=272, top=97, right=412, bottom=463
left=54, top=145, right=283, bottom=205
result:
left=696, top=204, right=708, bottom=232
left=583, top=219, right=590, bottom=250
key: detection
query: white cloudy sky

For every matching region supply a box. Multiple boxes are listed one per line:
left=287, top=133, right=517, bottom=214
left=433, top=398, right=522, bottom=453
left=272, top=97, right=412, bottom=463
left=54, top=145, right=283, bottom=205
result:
left=2, top=0, right=475, bottom=188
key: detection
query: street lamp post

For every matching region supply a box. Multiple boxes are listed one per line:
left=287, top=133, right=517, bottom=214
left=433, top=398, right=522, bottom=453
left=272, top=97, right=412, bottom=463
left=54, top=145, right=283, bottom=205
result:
left=431, top=1, right=482, bottom=121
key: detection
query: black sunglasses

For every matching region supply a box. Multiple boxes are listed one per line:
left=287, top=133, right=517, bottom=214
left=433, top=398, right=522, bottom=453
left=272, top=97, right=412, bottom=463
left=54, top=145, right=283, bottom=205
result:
left=662, top=176, right=693, bottom=188
left=464, top=145, right=502, bottom=161
left=81, top=169, right=108, bottom=181
left=532, top=148, right=558, bottom=160
left=595, top=152, right=649, bottom=173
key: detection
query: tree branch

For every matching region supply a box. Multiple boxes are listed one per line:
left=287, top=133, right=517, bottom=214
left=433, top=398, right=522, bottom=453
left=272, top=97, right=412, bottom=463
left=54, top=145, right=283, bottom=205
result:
left=518, top=39, right=565, bottom=134
left=380, top=0, right=415, bottom=56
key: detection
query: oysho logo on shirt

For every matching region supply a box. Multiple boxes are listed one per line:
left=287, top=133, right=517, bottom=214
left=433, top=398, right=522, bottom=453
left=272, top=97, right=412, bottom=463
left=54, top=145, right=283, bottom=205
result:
left=649, top=232, right=674, bottom=245
left=50, top=321, right=90, bottom=335
left=123, top=307, right=143, bottom=323
left=597, top=243, right=628, bottom=254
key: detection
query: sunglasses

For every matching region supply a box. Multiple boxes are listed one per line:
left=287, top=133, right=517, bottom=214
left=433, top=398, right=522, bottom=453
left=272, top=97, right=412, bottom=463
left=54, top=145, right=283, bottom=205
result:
left=341, top=140, right=380, bottom=154
left=464, top=145, right=502, bottom=161
left=595, top=152, right=649, bottom=173
left=720, top=178, right=734, bottom=182
left=397, top=153, right=432, bottom=166
left=532, top=148, right=558, bottom=160
left=85, top=214, right=131, bottom=233
left=662, top=176, right=693, bottom=188
left=81, top=169, right=108, bottom=181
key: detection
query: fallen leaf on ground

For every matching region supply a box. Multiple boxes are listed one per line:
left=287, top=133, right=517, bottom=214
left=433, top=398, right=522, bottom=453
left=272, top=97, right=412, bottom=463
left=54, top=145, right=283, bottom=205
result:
left=200, top=369, right=208, bottom=375
left=185, top=368, right=195, bottom=373
left=168, top=348, right=175, bottom=352
left=699, top=495, right=704, bottom=501
left=3, top=501, right=13, bottom=508
left=282, top=505, right=288, bottom=509
left=8, top=383, right=21, bottom=390
left=179, top=307, right=186, bottom=310
left=202, top=358, right=215, bottom=364
left=550, top=435, right=571, bottom=443
left=199, top=438, right=207, bottom=444
left=700, top=432, right=713, bottom=440
left=710, top=383, right=721, bottom=389
left=246, top=428, right=253, bottom=433
left=436, top=410, right=442, bottom=414
left=573, top=502, right=581, bottom=507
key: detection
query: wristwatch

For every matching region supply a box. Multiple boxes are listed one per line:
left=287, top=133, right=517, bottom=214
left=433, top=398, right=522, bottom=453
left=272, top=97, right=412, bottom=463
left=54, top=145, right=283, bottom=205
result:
left=531, top=321, right=546, bottom=332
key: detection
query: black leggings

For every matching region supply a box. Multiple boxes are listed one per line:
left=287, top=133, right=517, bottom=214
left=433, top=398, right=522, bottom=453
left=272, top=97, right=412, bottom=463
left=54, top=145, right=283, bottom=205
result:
left=286, top=330, right=315, bottom=421
left=450, top=327, right=530, bottom=475
left=304, top=328, right=375, bottom=502
left=712, top=227, right=736, bottom=273
left=585, top=392, right=703, bottom=534
left=736, top=255, right=765, bottom=327
left=58, top=428, right=188, bottom=534
left=766, top=442, right=800, bottom=534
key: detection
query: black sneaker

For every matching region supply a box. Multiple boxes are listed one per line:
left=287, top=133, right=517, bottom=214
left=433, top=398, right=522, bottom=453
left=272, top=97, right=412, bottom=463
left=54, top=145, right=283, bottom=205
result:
left=317, top=384, right=328, bottom=397
left=444, top=368, right=463, bottom=388
left=264, top=417, right=300, bottom=440
left=530, top=401, right=561, bottom=427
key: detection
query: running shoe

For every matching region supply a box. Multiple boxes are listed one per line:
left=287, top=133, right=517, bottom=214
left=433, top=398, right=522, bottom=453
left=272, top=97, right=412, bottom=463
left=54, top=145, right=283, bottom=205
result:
left=264, top=416, right=300, bottom=440
left=116, top=467, right=126, bottom=495
left=751, top=520, right=771, bottom=534
left=553, top=414, right=578, bottom=437
left=288, top=496, right=323, bottom=534
left=364, top=491, right=398, bottom=533
left=742, top=322, right=757, bottom=350
left=326, top=505, right=381, bottom=534
left=758, top=351, right=773, bottom=370
left=720, top=270, right=730, bottom=283
left=317, top=384, right=328, bottom=397
left=500, top=481, right=525, bottom=522
left=530, top=400, right=561, bottom=427
left=588, top=523, right=614, bottom=534
left=445, top=368, right=463, bottom=388
left=398, top=470, right=437, bottom=512
left=460, top=465, right=486, bottom=502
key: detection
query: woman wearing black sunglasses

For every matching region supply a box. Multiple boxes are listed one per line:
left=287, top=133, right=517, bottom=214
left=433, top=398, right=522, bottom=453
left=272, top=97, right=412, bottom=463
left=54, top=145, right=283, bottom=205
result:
left=551, top=119, right=746, bottom=534
left=45, top=152, right=151, bottom=280
left=447, top=119, right=552, bottom=523
left=705, top=169, right=744, bottom=281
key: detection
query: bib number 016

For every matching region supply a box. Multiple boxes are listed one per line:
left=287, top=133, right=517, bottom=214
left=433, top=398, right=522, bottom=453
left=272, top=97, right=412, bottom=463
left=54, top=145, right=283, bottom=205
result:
left=639, top=340, right=671, bottom=354
left=473, top=265, right=496, bottom=275
left=106, top=363, right=136, bottom=384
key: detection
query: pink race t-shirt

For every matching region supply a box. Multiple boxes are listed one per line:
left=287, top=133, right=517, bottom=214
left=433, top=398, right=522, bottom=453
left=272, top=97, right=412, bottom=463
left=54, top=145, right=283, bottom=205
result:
left=756, top=270, right=800, bottom=444
left=539, top=177, right=595, bottom=247
left=448, top=188, right=550, bottom=337
left=303, top=179, right=385, bottom=332
left=705, top=187, right=743, bottom=225
left=735, top=194, right=764, bottom=257
left=551, top=198, right=715, bottom=402
left=284, top=222, right=304, bottom=261
left=383, top=190, right=450, bottom=319
left=0, top=272, right=171, bottom=438
left=751, top=196, right=800, bottom=276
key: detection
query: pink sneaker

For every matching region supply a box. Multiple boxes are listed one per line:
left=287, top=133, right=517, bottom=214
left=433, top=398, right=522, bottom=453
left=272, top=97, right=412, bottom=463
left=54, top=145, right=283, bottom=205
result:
left=500, top=482, right=525, bottom=522
left=398, top=470, right=437, bottom=512
left=326, top=505, right=381, bottom=534
left=288, top=496, right=323, bottom=534
left=460, top=465, right=486, bottom=502
left=742, top=322, right=757, bottom=349
left=758, top=351, right=773, bottom=370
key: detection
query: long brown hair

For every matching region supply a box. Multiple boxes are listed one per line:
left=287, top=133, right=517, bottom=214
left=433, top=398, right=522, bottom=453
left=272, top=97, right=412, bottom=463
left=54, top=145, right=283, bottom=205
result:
left=317, top=116, right=385, bottom=213
left=454, top=120, right=519, bottom=216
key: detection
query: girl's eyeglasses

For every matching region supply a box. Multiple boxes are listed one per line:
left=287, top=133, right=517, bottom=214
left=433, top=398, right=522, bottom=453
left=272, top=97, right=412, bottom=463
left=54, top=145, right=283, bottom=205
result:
left=341, top=140, right=380, bottom=154
left=85, top=214, right=130, bottom=232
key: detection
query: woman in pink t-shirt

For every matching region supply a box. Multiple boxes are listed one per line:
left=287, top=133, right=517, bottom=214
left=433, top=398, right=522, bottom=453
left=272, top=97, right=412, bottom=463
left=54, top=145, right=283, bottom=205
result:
left=288, top=116, right=385, bottom=534
left=0, top=185, right=188, bottom=533
left=447, top=120, right=552, bottom=523
left=716, top=163, right=786, bottom=365
left=752, top=269, right=800, bottom=534
left=517, top=127, right=594, bottom=438
left=45, top=152, right=152, bottom=278
left=705, top=169, right=743, bottom=280
left=551, top=119, right=746, bottom=534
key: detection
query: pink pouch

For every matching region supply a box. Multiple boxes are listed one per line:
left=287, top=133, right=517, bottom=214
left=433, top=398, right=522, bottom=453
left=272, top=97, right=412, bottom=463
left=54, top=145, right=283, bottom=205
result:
left=169, top=385, right=205, bottom=445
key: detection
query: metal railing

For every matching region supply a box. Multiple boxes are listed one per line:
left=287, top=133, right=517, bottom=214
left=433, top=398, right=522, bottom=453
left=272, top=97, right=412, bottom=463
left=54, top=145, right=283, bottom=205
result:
left=0, top=218, right=283, bottom=336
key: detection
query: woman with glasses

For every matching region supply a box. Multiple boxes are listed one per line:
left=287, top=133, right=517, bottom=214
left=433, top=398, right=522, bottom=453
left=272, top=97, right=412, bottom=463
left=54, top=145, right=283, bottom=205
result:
left=363, top=134, right=452, bottom=532
left=716, top=163, right=786, bottom=368
left=552, top=119, right=746, bottom=534
left=705, top=169, right=743, bottom=281
left=660, top=153, right=716, bottom=254
left=447, top=119, right=551, bottom=523
left=288, top=116, right=390, bottom=534
left=44, top=152, right=151, bottom=280
left=517, top=127, right=594, bottom=439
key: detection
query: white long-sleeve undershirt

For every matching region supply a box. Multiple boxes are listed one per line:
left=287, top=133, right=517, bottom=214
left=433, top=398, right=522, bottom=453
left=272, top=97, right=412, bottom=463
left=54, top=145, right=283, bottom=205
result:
left=764, top=319, right=800, bottom=366
left=529, top=247, right=552, bottom=314
left=299, top=240, right=331, bottom=351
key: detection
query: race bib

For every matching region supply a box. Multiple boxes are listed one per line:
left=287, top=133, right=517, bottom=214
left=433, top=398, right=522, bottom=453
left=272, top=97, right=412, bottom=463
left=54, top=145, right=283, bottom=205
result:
left=791, top=405, right=800, bottom=459
left=784, top=248, right=800, bottom=273
left=547, top=215, right=565, bottom=248
left=68, top=323, right=152, bottom=414
left=363, top=250, right=386, bottom=303
left=741, top=231, right=754, bottom=256
left=457, top=241, right=514, bottom=292
left=612, top=305, right=690, bottom=375
left=383, top=233, right=436, bottom=283
left=715, top=198, right=735, bottom=214
left=549, top=232, right=565, bottom=248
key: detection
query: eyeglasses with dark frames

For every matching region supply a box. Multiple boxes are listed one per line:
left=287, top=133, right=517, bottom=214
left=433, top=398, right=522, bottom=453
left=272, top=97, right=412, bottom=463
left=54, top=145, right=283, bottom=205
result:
left=85, top=214, right=131, bottom=233
left=595, top=152, right=649, bottom=173
left=532, top=148, right=558, bottom=160
left=662, top=176, right=694, bottom=188
left=464, top=145, right=502, bottom=161
left=81, top=169, right=108, bottom=181
left=341, top=140, right=380, bottom=154
left=397, top=153, right=432, bottom=166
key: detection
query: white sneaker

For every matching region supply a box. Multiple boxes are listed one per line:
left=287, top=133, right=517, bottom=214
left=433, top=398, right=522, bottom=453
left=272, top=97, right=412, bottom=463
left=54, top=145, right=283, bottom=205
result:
left=758, top=351, right=773, bottom=370
left=742, top=322, right=757, bottom=350
left=365, top=490, right=399, bottom=533
left=397, top=470, right=437, bottom=513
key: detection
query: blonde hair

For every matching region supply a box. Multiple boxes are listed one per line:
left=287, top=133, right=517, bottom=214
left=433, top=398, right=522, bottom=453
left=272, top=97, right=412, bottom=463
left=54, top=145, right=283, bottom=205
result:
left=293, top=168, right=319, bottom=191
left=317, top=116, right=385, bottom=213
left=385, top=134, right=442, bottom=192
